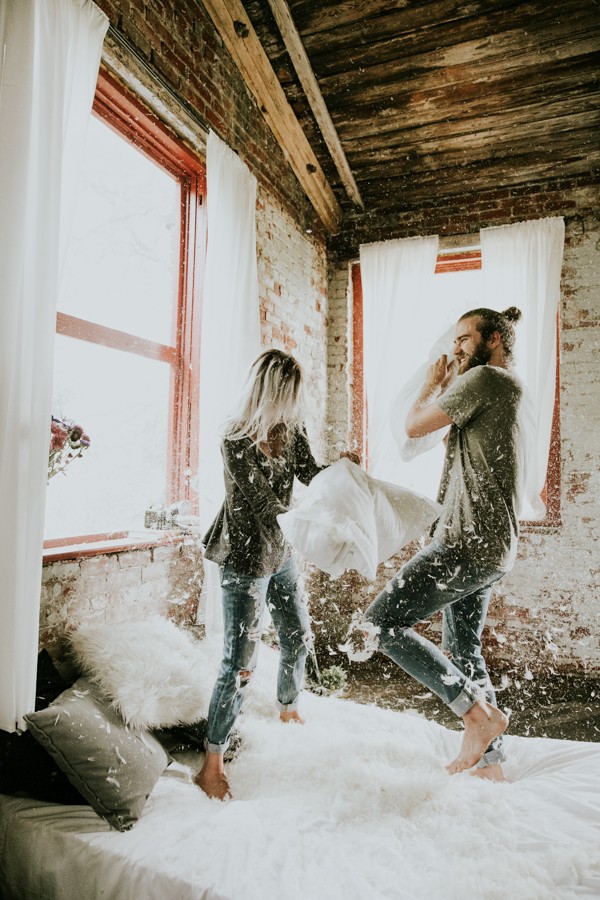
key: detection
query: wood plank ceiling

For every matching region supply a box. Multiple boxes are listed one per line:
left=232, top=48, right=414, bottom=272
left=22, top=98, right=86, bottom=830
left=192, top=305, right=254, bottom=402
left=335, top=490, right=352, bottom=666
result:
left=243, top=0, right=600, bottom=244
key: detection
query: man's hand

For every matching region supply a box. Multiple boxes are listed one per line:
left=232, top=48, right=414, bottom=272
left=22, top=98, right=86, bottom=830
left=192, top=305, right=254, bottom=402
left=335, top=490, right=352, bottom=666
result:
left=405, top=355, right=456, bottom=439
left=426, top=354, right=457, bottom=394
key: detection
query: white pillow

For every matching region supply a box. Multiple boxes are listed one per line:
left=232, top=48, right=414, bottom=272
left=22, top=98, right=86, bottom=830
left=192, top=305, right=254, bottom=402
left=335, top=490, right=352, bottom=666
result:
left=69, top=617, right=215, bottom=730
left=278, top=459, right=441, bottom=581
left=371, top=473, right=441, bottom=561
left=390, top=326, right=454, bottom=461
left=280, top=459, right=378, bottom=580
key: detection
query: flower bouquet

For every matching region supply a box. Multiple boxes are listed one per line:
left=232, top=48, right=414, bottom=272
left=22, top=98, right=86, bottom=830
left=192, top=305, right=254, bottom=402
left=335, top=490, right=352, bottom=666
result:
left=48, top=417, right=91, bottom=481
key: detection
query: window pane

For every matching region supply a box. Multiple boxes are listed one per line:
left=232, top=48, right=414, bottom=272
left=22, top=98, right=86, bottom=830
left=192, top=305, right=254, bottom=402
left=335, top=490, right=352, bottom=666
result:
left=58, top=115, right=180, bottom=345
left=44, top=336, right=171, bottom=538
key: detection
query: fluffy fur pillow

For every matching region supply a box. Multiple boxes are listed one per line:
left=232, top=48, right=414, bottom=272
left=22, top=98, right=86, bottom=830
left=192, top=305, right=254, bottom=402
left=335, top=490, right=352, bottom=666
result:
left=68, top=618, right=216, bottom=731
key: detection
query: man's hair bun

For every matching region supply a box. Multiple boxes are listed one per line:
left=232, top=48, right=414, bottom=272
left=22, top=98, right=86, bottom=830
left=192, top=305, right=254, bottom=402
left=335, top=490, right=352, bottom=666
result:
left=502, top=306, right=522, bottom=323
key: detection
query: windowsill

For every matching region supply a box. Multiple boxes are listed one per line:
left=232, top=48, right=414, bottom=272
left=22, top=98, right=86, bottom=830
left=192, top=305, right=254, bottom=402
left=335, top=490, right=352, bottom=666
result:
left=43, top=530, right=185, bottom=563
left=520, top=520, right=562, bottom=534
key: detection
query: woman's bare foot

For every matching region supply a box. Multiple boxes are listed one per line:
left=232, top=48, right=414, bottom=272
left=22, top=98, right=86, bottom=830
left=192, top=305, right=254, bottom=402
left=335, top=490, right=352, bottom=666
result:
left=280, top=709, right=305, bottom=724
left=194, top=751, right=231, bottom=801
left=470, top=763, right=506, bottom=782
left=446, top=701, right=509, bottom=775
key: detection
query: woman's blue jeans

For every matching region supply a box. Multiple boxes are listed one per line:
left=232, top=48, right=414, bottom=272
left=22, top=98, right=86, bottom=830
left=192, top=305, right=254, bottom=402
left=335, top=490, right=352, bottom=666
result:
left=205, top=556, right=312, bottom=754
left=365, top=541, right=506, bottom=765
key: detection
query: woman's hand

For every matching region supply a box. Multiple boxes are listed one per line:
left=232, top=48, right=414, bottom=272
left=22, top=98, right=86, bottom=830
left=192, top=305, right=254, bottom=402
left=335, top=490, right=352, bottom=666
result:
left=339, top=450, right=361, bottom=466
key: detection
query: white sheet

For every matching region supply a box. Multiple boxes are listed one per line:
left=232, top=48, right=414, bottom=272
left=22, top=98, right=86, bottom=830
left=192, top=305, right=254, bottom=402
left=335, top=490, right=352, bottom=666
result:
left=1, top=638, right=599, bottom=900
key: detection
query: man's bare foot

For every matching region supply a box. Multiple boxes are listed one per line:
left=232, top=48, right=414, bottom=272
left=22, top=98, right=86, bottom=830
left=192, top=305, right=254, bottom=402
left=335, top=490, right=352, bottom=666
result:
left=280, top=709, right=305, bottom=724
left=194, top=752, right=231, bottom=801
left=446, top=701, right=509, bottom=775
left=470, top=763, right=506, bottom=782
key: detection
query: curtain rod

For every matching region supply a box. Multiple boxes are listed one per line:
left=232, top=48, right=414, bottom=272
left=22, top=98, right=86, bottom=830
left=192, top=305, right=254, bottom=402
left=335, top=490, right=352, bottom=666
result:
left=106, top=25, right=209, bottom=137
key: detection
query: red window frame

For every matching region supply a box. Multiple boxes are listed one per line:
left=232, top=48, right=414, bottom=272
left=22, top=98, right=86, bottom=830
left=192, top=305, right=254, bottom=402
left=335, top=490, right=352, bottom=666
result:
left=44, top=69, right=205, bottom=554
left=351, top=256, right=561, bottom=527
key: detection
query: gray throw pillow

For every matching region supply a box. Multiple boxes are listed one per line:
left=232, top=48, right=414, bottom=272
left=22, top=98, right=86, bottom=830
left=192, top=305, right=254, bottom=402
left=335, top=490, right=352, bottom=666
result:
left=24, top=678, right=169, bottom=831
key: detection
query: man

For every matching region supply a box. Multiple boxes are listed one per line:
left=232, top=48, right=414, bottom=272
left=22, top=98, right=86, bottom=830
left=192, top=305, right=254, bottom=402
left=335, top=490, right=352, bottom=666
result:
left=365, top=306, right=526, bottom=780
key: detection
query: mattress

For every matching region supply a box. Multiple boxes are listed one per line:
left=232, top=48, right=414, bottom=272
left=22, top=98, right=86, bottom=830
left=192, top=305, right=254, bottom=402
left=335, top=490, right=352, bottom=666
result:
left=1, top=646, right=599, bottom=900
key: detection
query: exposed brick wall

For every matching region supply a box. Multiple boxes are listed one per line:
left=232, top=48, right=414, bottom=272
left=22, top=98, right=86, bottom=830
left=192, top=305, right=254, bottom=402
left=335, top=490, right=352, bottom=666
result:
left=325, top=262, right=352, bottom=457
left=256, top=191, right=330, bottom=461
left=40, top=540, right=204, bottom=659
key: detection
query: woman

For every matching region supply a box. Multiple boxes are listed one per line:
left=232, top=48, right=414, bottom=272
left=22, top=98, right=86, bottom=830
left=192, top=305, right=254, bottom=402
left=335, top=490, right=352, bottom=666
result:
left=196, top=350, right=355, bottom=800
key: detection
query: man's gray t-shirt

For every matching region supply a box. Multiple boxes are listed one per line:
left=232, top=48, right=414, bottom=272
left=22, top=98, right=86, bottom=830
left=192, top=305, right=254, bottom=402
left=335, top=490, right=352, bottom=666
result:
left=436, top=365, right=526, bottom=571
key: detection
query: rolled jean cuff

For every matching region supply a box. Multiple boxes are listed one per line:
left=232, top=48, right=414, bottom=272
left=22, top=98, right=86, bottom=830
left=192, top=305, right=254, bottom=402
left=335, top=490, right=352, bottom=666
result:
left=204, top=737, right=229, bottom=755
left=276, top=698, right=299, bottom=712
left=477, top=747, right=506, bottom=767
left=448, top=680, right=480, bottom=716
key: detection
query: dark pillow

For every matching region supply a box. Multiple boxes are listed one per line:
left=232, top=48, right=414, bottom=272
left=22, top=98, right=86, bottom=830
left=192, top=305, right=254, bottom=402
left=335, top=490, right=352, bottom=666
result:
left=0, top=730, right=86, bottom=804
left=35, top=648, right=72, bottom=710
left=25, top=678, right=169, bottom=832
left=153, top=719, right=243, bottom=763
left=0, top=650, right=85, bottom=804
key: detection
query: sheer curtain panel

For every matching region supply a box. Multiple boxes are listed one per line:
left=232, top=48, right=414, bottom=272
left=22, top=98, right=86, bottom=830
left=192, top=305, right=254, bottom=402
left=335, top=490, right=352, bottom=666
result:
left=197, top=131, right=261, bottom=632
left=0, top=0, right=108, bottom=732
left=359, top=236, right=439, bottom=485
left=480, top=217, right=565, bottom=519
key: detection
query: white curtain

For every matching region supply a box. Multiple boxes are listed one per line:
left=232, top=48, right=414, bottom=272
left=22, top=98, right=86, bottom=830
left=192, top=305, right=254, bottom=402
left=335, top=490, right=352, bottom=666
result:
left=0, top=0, right=108, bottom=732
left=359, top=236, right=439, bottom=485
left=481, top=217, right=565, bottom=519
left=197, top=131, right=261, bottom=632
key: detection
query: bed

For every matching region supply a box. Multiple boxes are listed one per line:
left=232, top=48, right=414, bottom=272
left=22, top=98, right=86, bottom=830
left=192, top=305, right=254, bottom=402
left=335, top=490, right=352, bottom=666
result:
left=1, top=634, right=599, bottom=900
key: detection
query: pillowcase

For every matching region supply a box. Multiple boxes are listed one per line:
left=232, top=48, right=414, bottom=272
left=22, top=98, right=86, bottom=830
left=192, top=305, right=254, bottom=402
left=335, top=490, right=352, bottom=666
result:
left=389, top=325, right=454, bottom=461
left=69, top=617, right=215, bottom=731
left=280, top=460, right=379, bottom=579
left=25, top=678, right=169, bottom=832
left=278, top=459, right=441, bottom=580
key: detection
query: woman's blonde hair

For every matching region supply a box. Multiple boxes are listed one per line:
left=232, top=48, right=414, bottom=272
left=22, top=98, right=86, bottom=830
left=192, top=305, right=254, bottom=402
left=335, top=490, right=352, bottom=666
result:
left=223, top=349, right=304, bottom=444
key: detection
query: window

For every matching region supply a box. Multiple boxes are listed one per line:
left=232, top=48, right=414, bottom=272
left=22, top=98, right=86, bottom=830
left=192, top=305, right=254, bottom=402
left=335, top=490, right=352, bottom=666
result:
left=44, top=71, right=205, bottom=546
left=351, top=252, right=561, bottom=526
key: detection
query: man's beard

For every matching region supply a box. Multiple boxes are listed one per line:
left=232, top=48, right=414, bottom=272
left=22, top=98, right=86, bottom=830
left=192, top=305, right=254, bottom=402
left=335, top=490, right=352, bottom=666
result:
left=459, top=341, right=492, bottom=373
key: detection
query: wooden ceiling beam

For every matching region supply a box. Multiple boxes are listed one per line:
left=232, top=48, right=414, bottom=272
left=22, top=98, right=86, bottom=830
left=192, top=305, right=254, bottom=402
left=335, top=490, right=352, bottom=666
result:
left=201, top=0, right=342, bottom=233
left=264, top=0, right=364, bottom=209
